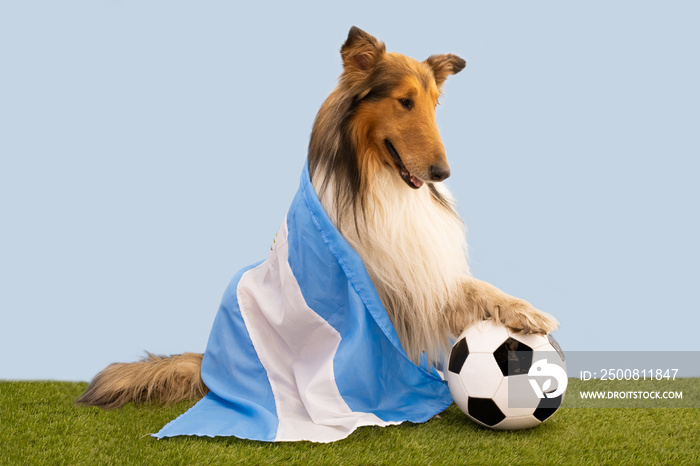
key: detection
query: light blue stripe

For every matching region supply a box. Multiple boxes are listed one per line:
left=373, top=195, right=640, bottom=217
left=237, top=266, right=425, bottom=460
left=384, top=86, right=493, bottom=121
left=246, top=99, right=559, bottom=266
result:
left=154, top=262, right=278, bottom=441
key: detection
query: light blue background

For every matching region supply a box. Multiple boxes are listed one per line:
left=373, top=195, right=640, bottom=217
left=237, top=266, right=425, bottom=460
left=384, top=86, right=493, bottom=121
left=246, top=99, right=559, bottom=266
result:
left=1, top=1, right=698, bottom=381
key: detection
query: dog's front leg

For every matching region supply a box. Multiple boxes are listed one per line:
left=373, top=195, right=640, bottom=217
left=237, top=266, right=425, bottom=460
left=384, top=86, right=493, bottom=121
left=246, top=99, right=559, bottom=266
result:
left=449, top=278, right=559, bottom=335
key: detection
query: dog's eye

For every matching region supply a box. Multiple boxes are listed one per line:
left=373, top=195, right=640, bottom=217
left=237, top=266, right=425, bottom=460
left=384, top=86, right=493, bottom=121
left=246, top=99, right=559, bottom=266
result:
left=398, top=98, right=414, bottom=110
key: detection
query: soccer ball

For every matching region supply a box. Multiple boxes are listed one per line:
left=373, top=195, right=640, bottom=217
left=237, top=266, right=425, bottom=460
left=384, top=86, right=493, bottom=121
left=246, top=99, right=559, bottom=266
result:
left=445, top=320, right=567, bottom=430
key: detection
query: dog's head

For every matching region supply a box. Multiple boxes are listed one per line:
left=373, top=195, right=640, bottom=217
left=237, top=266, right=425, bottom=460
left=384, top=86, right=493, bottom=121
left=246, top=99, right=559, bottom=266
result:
left=340, top=26, right=465, bottom=189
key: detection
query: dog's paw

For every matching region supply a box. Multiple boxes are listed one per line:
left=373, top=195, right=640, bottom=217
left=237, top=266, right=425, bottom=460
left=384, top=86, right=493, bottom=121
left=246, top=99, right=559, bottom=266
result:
left=494, top=299, right=559, bottom=335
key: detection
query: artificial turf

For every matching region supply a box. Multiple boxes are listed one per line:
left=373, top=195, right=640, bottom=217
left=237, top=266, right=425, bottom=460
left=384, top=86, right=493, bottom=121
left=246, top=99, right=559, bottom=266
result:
left=1, top=380, right=697, bottom=465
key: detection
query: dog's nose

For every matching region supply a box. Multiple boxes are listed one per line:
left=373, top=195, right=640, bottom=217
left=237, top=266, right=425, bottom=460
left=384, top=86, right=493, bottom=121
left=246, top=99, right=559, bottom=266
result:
left=429, top=164, right=451, bottom=182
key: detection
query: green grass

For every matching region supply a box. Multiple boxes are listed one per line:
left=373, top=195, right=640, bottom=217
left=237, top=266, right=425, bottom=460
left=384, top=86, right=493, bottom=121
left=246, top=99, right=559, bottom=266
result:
left=1, top=380, right=698, bottom=465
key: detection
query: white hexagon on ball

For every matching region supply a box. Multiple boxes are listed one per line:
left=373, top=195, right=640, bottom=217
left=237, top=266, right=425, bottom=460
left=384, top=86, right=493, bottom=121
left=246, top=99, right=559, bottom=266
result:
left=492, top=374, right=541, bottom=422
left=460, top=353, right=504, bottom=398
left=461, top=320, right=509, bottom=353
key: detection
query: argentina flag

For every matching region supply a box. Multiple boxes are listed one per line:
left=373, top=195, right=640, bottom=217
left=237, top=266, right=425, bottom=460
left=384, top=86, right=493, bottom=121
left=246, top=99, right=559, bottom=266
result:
left=154, top=161, right=453, bottom=443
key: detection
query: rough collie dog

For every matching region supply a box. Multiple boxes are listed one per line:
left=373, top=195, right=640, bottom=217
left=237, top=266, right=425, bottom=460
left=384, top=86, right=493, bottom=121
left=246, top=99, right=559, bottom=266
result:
left=78, top=27, right=558, bottom=409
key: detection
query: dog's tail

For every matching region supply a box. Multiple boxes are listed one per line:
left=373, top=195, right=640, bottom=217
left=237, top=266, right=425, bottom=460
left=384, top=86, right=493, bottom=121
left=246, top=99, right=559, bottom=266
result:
left=77, top=352, right=208, bottom=409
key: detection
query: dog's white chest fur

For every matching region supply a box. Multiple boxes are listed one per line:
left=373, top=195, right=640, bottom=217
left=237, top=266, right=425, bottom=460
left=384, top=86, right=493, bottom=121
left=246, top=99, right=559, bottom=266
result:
left=316, top=169, right=470, bottom=362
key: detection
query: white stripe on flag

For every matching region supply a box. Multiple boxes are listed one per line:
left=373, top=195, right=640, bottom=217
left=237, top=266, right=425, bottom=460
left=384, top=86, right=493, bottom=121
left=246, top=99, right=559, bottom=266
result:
left=236, top=218, right=395, bottom=443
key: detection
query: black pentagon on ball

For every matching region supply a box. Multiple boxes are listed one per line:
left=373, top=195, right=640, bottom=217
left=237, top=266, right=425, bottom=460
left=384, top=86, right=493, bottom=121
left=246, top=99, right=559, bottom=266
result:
left=448, top=337, right=469, bottom=374
left=547, top=334, right=565, bottom=362
left=533, top=393, right=563, bottom=422
left=493, top=337, right=533, bottom=376
left=467, top=397, right=506, bottom=427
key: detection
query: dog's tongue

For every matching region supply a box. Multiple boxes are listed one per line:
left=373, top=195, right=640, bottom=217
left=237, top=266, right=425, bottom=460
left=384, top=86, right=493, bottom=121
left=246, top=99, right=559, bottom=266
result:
left=411, top=176, right=424, bottom=188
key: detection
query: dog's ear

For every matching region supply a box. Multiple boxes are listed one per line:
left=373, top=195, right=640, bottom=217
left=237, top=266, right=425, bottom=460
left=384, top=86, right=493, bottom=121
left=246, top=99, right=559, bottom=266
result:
left=341, top=26, right=386, bottom=74
left=424, top=54, right=466, bottom=88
